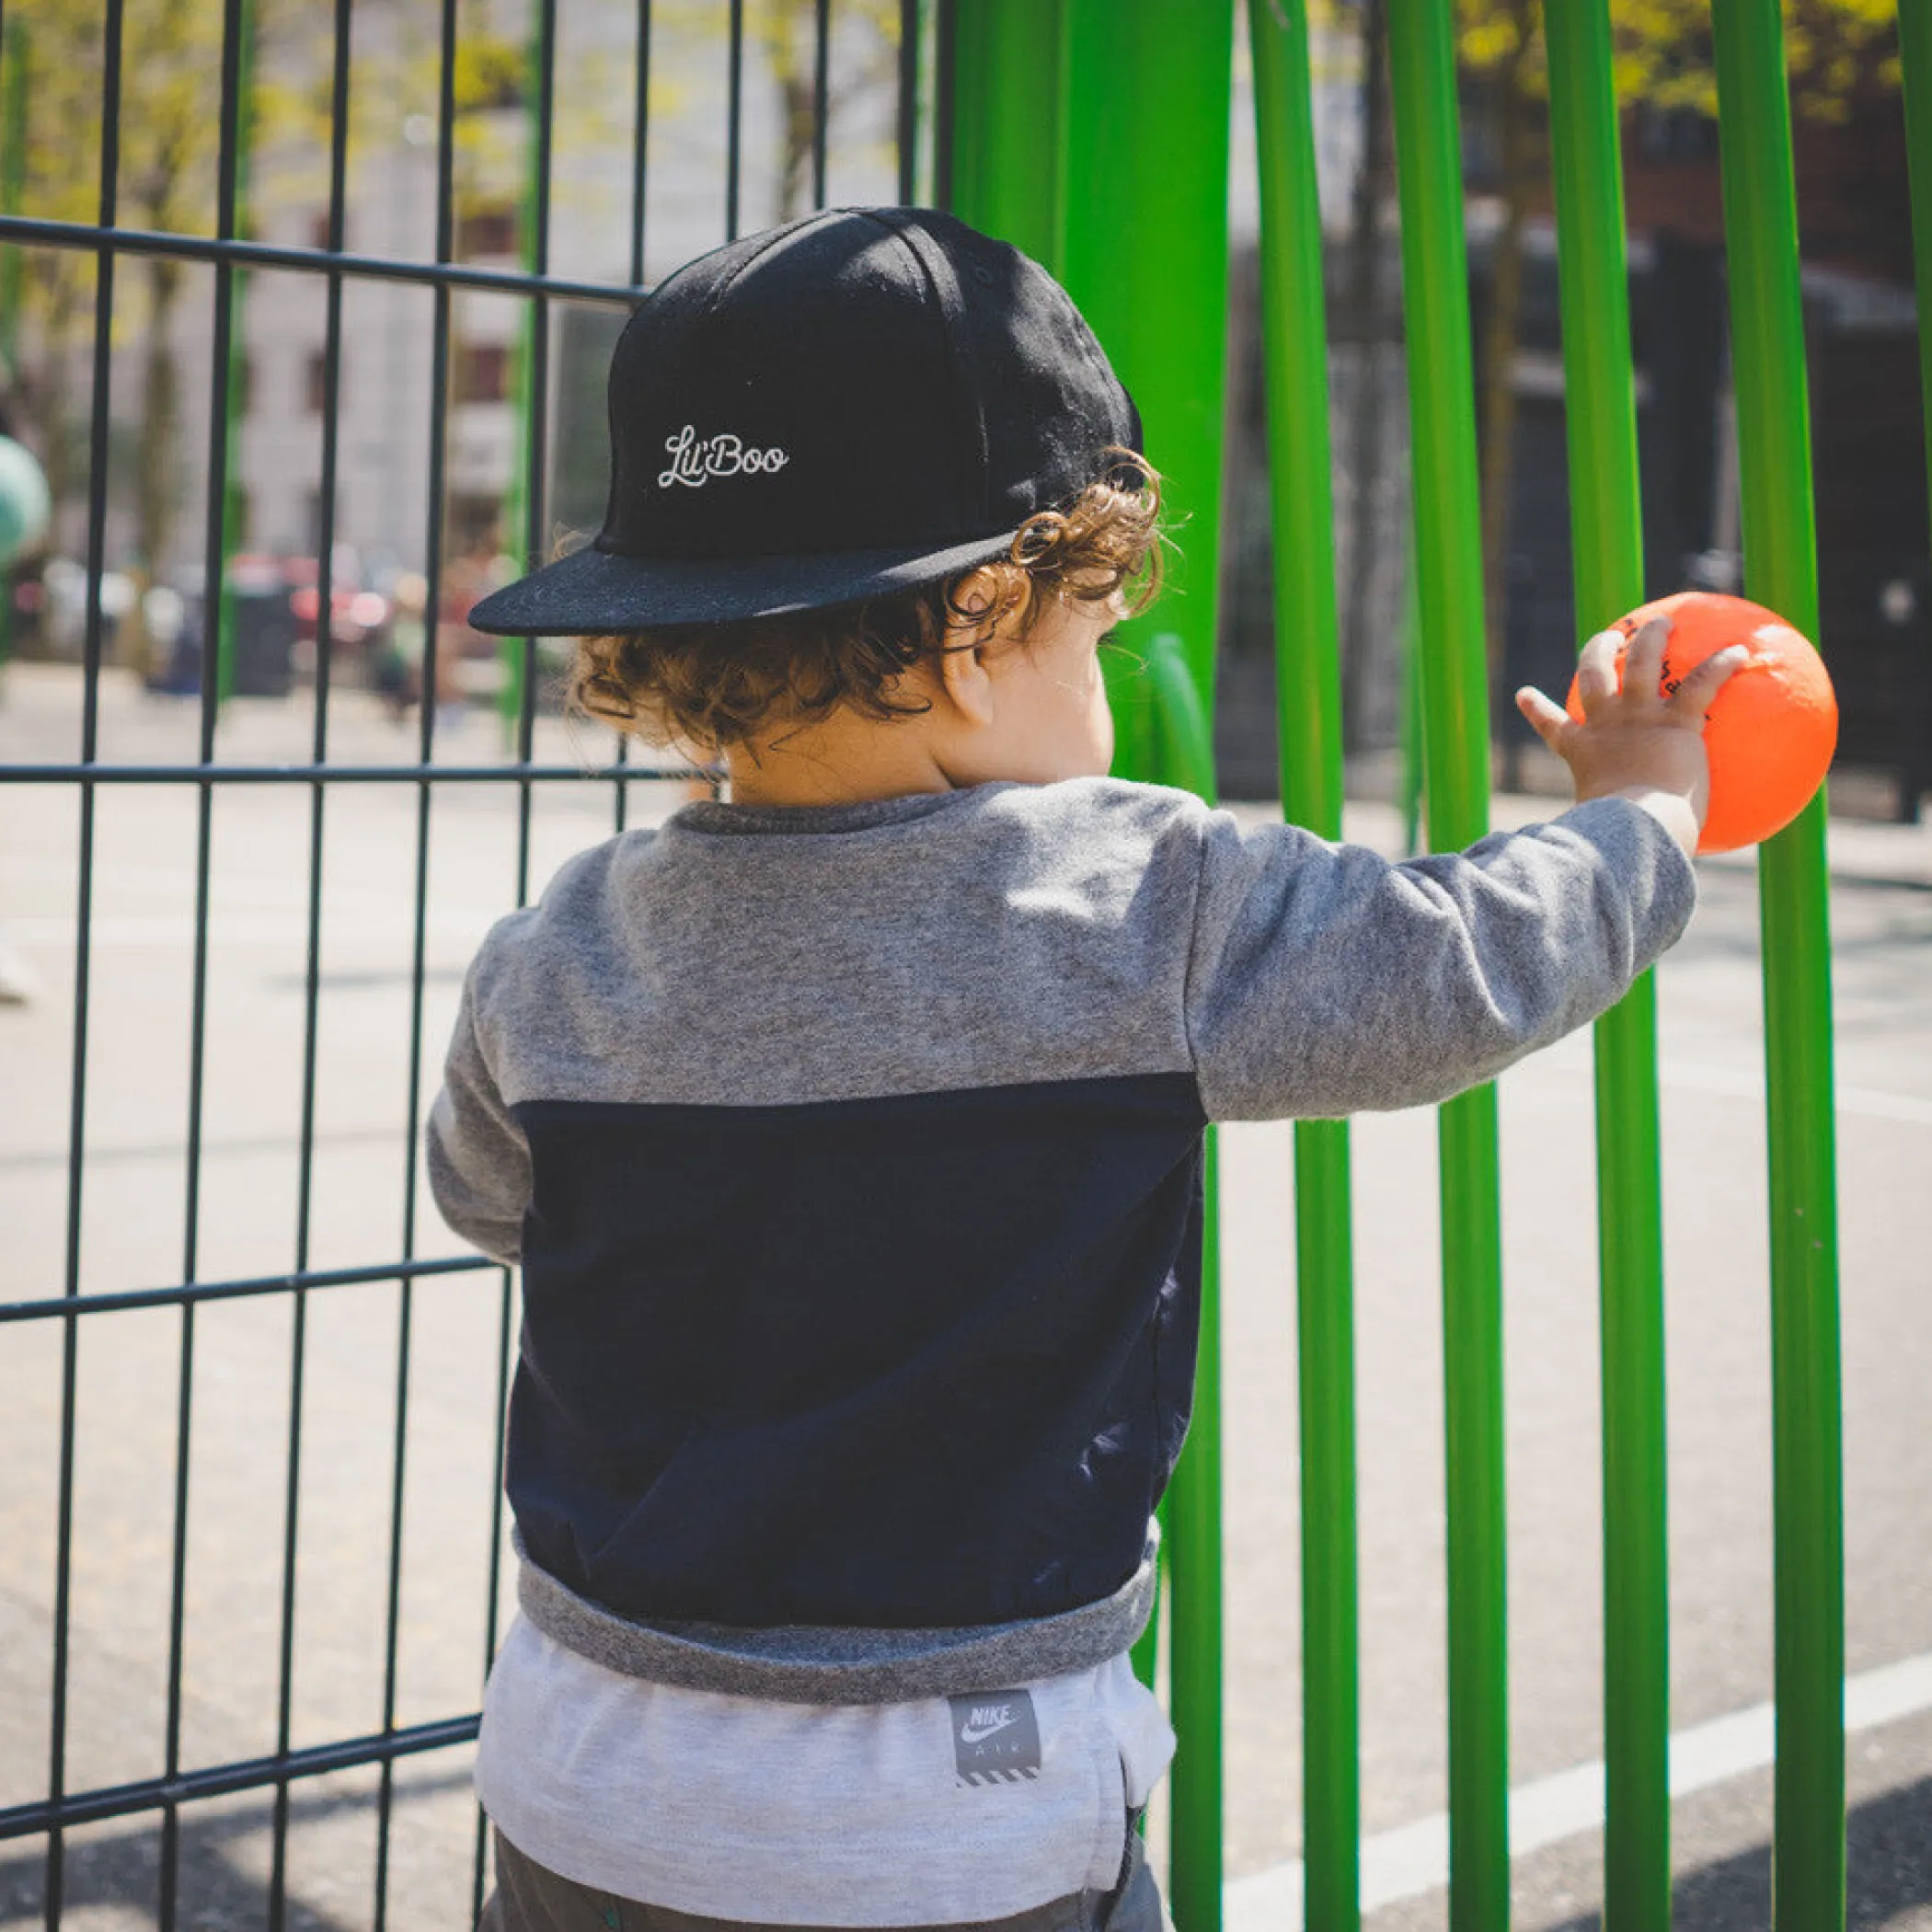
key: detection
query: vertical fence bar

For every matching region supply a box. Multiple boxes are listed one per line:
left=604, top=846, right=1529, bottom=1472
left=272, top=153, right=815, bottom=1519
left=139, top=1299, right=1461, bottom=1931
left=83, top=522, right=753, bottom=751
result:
left=46, top=6, right=126, bottom=1923
left=617, top=0, right=655, bottom=828
left=1386, top=7, right=1510, bottom=1929
left=516, top=0, right=556, bottom=897
left=472, top=1260, right=517, bottom=1926
left=1543, top=10, right=1673, bottom=1928
left=725, top=0, right=745, bottom=241
left=1249, top=6, right=1360, bottom=1929
left=811, top=0, right=831, bottom=209
left=931, top=0, right=955, bottom=214
left=630, top=0, right=651, bottom=287
left=413, top=0, right=478, bottom=1911
left=500, top=0, right=550, bottom=741
left=268, top=2, right=356, bottom=1922
left=179, top=12, right=237, bottom=1927
left=164, top=2, right=252, bottom=1922
left=1708, top=6, right=1846, bottom=1928
left=895, top=0, right=919, bottom=206
left=213, top=2, right=256, bottom=708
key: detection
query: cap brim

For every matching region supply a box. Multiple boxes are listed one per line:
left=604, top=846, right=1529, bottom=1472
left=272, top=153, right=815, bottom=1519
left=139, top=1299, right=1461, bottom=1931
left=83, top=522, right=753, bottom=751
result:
left=467, top=529, right=1026, bottom=636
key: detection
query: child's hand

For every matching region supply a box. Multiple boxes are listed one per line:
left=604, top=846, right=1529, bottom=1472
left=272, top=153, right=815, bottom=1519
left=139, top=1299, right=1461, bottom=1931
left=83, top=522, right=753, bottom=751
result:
left=1514, top=616, right=1749, bottom=856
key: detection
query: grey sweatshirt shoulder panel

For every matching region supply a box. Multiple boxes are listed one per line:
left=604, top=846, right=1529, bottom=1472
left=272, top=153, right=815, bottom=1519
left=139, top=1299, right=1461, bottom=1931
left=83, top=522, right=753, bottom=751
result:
left=458, top=776, right=1210, bottom=1112
left=440, top=778, right=1693, bottom=1128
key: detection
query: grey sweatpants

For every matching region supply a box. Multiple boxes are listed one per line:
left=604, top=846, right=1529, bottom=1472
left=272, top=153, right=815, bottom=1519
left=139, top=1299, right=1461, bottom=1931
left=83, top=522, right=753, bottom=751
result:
left=478, top=1824, right=1171, bottom=1932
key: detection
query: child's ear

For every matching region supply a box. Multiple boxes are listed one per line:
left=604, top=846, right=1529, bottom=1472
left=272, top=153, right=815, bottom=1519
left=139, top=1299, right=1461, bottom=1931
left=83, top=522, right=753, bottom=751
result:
left=930, top=567, right=1006, bottom=728
left=935, top=630, right=996, bottom=728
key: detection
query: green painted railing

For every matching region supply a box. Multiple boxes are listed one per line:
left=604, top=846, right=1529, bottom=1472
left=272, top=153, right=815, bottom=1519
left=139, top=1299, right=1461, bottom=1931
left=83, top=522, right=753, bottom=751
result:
left=1384, top=12, right=1513, bottom=1929
left=952, top=3, right=1859, bottom=1926
left=1543, top=10, right=1673, bottom=1927
left=1710, top=8, right=1847, bottom=1928
left=1248, top=9, right=1362, bottom=1932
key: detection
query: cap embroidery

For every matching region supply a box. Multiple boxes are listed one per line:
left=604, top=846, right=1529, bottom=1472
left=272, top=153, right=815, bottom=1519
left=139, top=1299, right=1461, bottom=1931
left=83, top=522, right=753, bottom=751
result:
left=659, top=424, right=790, bottom=489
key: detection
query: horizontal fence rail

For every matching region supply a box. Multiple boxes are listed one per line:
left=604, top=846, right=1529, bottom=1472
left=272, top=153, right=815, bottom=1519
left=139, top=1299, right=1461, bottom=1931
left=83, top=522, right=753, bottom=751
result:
left=0, top=215, right=644, bottom=305
left=0, top=1257, right=499, bottom=1327
left=0, top=762, right=695, bottom=784
left=0, top=1719, right=484, bottom=1845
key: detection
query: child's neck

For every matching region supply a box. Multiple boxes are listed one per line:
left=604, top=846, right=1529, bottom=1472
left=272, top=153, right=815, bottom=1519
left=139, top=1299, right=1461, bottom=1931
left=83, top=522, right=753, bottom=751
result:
left=722, top=707, right=954, bottom=809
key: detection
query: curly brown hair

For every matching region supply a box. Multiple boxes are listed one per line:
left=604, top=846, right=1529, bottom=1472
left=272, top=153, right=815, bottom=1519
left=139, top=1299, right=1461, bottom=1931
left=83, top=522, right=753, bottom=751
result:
left=568, top=463, right=1162, bottom=755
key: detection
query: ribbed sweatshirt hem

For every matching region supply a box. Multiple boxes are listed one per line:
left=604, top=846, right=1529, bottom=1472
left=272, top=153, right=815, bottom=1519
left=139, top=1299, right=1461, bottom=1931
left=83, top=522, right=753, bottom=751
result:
left=515, top=1536, right=1159, bottom=1704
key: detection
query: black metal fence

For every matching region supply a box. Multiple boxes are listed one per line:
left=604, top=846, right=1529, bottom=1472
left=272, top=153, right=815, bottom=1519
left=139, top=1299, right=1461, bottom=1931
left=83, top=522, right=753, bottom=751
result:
left=0, top=5, right=926, bottom=1926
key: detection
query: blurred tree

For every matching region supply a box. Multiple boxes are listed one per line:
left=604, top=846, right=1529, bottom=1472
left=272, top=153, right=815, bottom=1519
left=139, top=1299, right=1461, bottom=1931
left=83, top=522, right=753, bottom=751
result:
left=650, top=0, right=904, bottom=225
left=745, top=0, right=904, bottom=221
left=0, top=0, right=536, bottom=595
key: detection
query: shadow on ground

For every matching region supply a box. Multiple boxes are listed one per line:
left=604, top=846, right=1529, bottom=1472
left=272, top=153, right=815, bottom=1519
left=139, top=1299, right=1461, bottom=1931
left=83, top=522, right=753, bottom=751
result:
left=1544, top=1774, right=1932, bottom=1931
left=0, top=1767, right=477, bottom=1930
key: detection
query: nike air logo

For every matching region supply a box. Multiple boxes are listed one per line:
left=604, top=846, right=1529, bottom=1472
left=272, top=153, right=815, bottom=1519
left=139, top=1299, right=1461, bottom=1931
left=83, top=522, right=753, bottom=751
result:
left=958, top=1708, right=1018, bottom=1744
left=949, top=1687, right=1041, bottom=1783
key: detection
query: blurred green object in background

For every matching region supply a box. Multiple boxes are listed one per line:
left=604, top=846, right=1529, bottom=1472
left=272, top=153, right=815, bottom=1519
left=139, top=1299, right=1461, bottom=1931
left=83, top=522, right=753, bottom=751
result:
left=0, top=434, right=49, bottom=569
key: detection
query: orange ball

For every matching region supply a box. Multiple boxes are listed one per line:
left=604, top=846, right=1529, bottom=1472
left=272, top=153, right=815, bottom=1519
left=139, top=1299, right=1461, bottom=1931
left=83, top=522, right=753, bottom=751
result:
left=1564, top=590, right=1837, bottom=855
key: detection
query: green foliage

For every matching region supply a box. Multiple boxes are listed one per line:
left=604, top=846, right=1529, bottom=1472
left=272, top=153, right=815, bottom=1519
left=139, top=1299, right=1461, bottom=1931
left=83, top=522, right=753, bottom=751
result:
left=1451, top=0, right=1901, bottom=121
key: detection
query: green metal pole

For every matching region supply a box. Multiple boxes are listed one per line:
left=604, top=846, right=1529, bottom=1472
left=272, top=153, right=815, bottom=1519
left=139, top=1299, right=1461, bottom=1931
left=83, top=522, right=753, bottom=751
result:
left=1176, top=1131, right=1225, bottom=1932
left=1249, top=7, right=1360, bottom=1929
left=1902, top=0, right=1932, bottom=555
left=1060, top=0, right=1233, bottom=799
left=944, top=0, right=1068, bottom=274
left=1145, top=630, right=1219, bottom=801
left=1386, top=8, right=1510, bottom=1929
left=1398, top=548, right=1424, bottom=854
left=1544, top=9, right=1672, bottom=1928
left=1708, top=7, right=1846, bottom=1929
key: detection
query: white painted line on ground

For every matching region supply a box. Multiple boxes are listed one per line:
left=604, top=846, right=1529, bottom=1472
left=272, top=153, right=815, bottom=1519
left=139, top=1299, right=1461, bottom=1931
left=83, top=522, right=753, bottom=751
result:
left=1225, top=1650, right=1932, bottom=1929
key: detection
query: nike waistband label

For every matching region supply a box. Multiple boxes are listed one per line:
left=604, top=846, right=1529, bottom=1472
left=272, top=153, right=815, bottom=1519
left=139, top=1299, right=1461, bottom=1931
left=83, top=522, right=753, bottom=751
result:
left=949, top=1688, right=1041, bottom=1786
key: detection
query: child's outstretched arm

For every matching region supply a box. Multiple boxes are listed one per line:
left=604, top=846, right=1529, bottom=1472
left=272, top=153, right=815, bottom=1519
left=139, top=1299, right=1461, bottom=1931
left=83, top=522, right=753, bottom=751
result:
left=1514, top=615, right=1748, bottom=859
left=1178, top=614, right=1746, bottom=1120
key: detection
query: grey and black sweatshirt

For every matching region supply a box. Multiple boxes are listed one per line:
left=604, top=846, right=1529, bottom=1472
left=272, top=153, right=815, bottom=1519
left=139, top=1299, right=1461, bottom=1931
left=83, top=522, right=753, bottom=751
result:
left=428, top=777, right=1695, bottom=1702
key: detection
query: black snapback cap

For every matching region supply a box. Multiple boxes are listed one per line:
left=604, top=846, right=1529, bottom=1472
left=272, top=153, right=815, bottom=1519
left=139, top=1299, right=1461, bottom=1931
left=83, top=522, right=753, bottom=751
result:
left=467, top=206, right=1143, bottom=636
